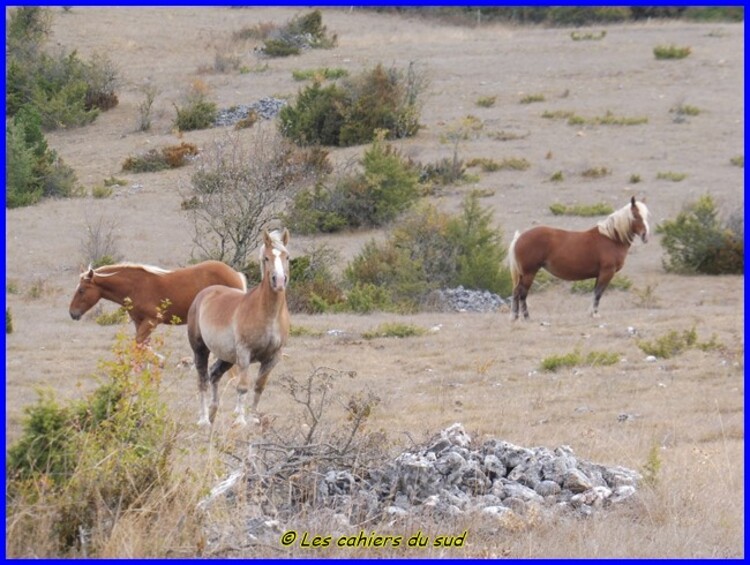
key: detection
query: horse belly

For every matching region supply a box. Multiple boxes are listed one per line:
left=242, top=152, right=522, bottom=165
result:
left=201, top=326, right=239, bottom=364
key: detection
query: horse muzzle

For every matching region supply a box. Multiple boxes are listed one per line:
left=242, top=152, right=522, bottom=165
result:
left=70, top=311, right=82, bottom=320
left=270, top=274, right=287, bottom=292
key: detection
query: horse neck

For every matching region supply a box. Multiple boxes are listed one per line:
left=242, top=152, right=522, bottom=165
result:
left=94, top=268, right=138, bottom=305
left=255, top=276, right=287, bottom=317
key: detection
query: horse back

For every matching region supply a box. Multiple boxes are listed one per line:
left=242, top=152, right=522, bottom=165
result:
left=516, top=226, right=608, bottom=280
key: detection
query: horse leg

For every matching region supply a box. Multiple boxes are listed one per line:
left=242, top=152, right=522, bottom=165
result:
left=512, top=272, right=536, bottom=321
left=251, top=356, right=281, bottom=416
left=193, top=342, right=212, bottom=427
left=232, top=366, right=252, bottom=427
left=208, top=359, right=234, bottom=424
left=591, top=269, right=615, bottom=317
left=134, top=319, right=164, bottom=367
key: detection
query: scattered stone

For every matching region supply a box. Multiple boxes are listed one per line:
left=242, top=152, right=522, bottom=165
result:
left=214, top=97, right=287, bottom=127
left=433, top=286, right=507, bottom=313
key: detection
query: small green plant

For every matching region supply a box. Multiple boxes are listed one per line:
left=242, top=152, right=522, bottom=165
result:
left=629, top=173, right=642, bottom=184
left=549, top=202, right=614, bottom=216
left=656, top=171, right=687, bottom=182
left=550, top=171, right=564, bottom=182
left=489, top=130, right=529, bottom=141
left=476, top=95, right=496, bottom=108
left=103, top=176, right=127, bottom=187
left=289, top=325, right=324, bottom=337
left=581, top=166, right=611, bottom=178
left=26, top=278, right=48, bottom=300
left=653, top=44, right=691, bottom=59
left=570, top=30, right=606, bottom=41
left=636, top=326, right=722, bottom=358
left=95, top=306, right=128, bottom=326
left=545, top=110, right=648, bottom=127
left=91, top=185, right=113, bottom=199
left=260, top=10, right=337, bottom=57
left=633, top=283, right=659, bottom=308
left=135, top=82, right=158, bottom=132
left=730, top=155, right=744, bottom=167
left=520, top=93, right=545, bottom=104
left=292, top=67, right=348, bottom=81
left=541, top=349, right=620, bottom=372
left=542, top=110, right=577, bottom=120
left=641, top=444, right=662, bottom=486
left=6, top=308, right=14, bottom=334
left=670, top=103, right=700, bottom=117
left=173, top=81, right=217, bottom=131
left=570, top=275, right=632, bottom=293
left=362, top=322, right=426, bottom=339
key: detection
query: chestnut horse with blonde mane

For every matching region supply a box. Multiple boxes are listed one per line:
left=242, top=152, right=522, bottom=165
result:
left=509, top=197, right=650, bottom=320
left=188, top=229, right=291, bottom=427
left=69, top=261, right=247, bottom=343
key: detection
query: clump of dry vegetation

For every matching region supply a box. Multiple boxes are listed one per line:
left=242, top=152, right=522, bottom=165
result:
left=122, top=142, right=199, bottom=173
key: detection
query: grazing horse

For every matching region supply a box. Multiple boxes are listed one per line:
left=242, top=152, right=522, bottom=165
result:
left=187, top=229, right=291, bottom=427
left=69, top=261, right=247, bottom=343
left=509, top=197, right=650, bottom=320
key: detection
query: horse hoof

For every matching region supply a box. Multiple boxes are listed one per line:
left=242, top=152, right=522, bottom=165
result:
left=197, top=418, right=211, bottom=427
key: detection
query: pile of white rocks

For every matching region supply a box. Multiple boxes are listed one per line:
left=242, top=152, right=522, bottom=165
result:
left=318, top=423, right=640, bottom=523
left=214, top=97, right=287, bottom=127
left=434, top=286, right=508, bottom=313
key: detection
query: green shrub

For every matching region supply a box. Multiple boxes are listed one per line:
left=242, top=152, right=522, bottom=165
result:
left=657, top=194, right=743, bottom=274
left=260, top=10, right=337, bottom=56
left=629, top=174, right=642, bottom=183
left=362, top=322, right=426, bottom=339
left=91, top=185, right=113, bottom=199
left=654, top=44, right=691, bottom=59
left=95, top=307, right=128, bottom=326
left=280, top=63, right=424, bottom=147
left=292, top=67, right=348, bottom=81
left=6, top=333, right=174, bottom=552
left=286, top=134, right=420, bottom=232
left=570, top=275, right=632, bottom=293
left=570, top=30, right=606, bottom=41
left=549, top=202, right=614, bottom=216
left=520, top=93, right=545, bottom=104
left=418, top=156, right=467, bottom=186
left=476, top=95, right=496, bottom=107
left=581, top=166, right=611, bottom=178
left=6, top=308, right=14, bottom=334
left=174, top=98, right=217, bottom=131
left=6, top=106, right=81, bottom=208
left=345, top=283, right=395, bottom=314
left=344, top=192, right=511, bottom=311
left=550, top=171, right=564, bottom=182
left=730, top=155, right=744, bottom=167
left=637, top=326, right=723, bottom=359
left=541, top=349, right=620, bottom=372
left=656, top=171, right=687, bottom=182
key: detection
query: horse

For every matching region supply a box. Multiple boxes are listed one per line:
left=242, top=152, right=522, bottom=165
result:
left=187, top=229, right=291, bottom=427
left=69, top=261, right=247, bottom=344
left=508, top=196, right=650, bottom=320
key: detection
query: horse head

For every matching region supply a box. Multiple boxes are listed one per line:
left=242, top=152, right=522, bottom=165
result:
left=260, top=229, right=291, bottom=292
left=69, top=266, right=102, bottom=320
left=630, top=196, right=650, bottom=243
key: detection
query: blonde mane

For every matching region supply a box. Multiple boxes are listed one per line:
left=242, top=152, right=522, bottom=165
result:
left=87, top=262, right=172, bottom=279
left=597, top=201, right=649, bottom=244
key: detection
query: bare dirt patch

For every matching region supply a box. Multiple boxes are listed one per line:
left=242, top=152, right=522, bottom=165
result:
left=5, top=8, right=744, bottom=558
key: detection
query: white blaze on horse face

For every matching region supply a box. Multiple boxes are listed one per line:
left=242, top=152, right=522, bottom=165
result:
left=271, top=248, right=287, bottom=291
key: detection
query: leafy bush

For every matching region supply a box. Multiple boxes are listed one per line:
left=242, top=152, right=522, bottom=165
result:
left=259, top=10, right=337, bottom=57
left=173, top=82, right=217, bottom=131
left=362, top=322, right=427, bottom=339
left=279, top=63, right=424, bottom=147
left=541, top=349, right=620, bottom=372
left=122, top=142, right=199, bottom=173
left=657, top=194, right=743, bottom=274
left=6, top=107, right=81, bottom=208
left=6, top=333, right=175, bottom=553
left=7, top=8, right=119, bottom=130
left=286, top=134, right=420, bottom=233
left=343, top=192, right=511, bottom=311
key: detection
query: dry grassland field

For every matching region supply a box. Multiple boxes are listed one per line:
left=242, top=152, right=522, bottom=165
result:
left=4, top=7, right=745, bottom=558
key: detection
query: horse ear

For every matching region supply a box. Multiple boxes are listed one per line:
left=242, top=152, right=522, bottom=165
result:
left=282, top=228, right=290, bottom=246
left=630, top=196, right=636, bottom=207
left=262, top=229, right=272, bottom=248
left=85, top=266, right=95, bottom=280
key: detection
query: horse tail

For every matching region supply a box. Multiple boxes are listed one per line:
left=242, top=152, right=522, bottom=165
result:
left=508, top=230, right=522, bottom=289
left=238, top=271, right=248, bottom=292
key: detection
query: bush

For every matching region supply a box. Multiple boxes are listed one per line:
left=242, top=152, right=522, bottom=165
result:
left=173, top=82, right=218, bottom=131
left=6, top=333, right=175, bottom=553
left=6, top=308, right=14, bottom=334
left=657, top=194, right=743, bottom=274
left=259, top=10, right=337, bottom=57
left=6, top=107, right=81, bottom=208
left=122, top=142, right=199, bottom=173
left=279, top=63, right=425, bottom=147
left=653, top=44, right=691, bottom=60
left=636, top=327, right=724, bottom=358
left=7, top=8, right=119, bottom=130
left=285, top=134, right=420, bottom=233
left=362, top=322, right=426, bottom=339
left=343, top=192, right=511, bottom=311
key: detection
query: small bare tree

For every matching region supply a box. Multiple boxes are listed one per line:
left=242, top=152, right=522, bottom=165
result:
left=80, top=214, right=121, bottom=267
left=182, top=127, right=321, bottom=268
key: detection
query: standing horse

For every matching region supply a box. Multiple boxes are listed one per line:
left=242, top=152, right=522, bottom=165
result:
left=509, top=197, right=650, bottom=320
left=187, top=229, right=291, bottom=427
left=69, top=261, right=247, bottom=343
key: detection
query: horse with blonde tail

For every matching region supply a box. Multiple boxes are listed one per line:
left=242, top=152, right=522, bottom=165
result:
left=188, top=229, right=291, bottom=427
left=509, top=197, right=650, bottom=320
